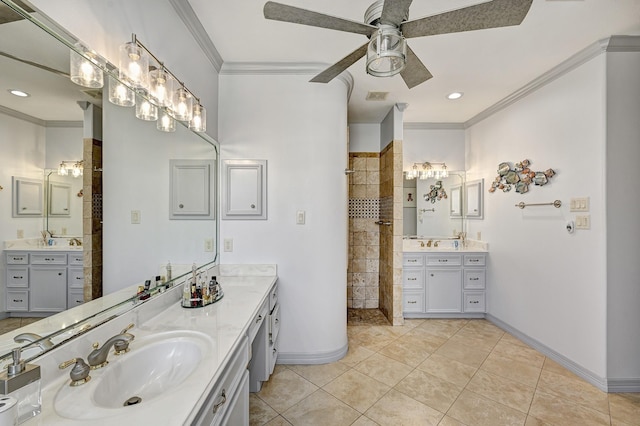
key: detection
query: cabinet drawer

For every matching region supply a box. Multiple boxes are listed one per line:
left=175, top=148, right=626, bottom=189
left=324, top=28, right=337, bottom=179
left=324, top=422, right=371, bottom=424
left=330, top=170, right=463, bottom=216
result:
left=464, top=269, right=486, bottom=290
left=68, top=290, right=85, bottom=308
left=464, top=292, right=486, bottom=312
left=31, top=253, right=67, bottom=265
left=426, top=254, right=462, bottom=266
left=6, top=267, right=28, bottom=287
left=68, top=254, right=83, bottom=266
left=6, top=253, right=28, bottom=265
left=269, top=303, right=281, bottom=344
left=68, top=268, right=84, bottom=289
left=402, top=269, right=424, bottom=290
left=403, top=254, right=423, bottom=267
left=464, top=254, right=486, bottom=266
left=248, top=301, right=268, bottom=343
left=7, top=291, right=29, bottom=311
left=403, top=292, right=424, bottom=313
left=268, top=341, right=278, bottom=376
left=269, top=283, right=278, bottom=312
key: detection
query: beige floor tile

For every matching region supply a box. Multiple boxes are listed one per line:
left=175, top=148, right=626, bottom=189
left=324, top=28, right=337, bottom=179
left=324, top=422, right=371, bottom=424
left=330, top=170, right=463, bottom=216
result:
left=536, top=369, right=609, bottom=414
left=338, top=344, right=376, bottom=368
left=491, top=339, right=545, bottom=368
left=417, top=319, right=467, bottom=339
left=354, top=353, right=413, bottom=387
left=466, top=370, right=536, bottom=413
left=349, top=326, right=399, bottom=352
left=288, top=362, right=350, bottom=387
left=282, top=390, right=360, bottom=426
left=257, top=368, right=318, bottom=413
left=365, top=389, right=443, bottom=426
left=417, top=353, right=477, bottom=388
left=462, top=319, right=504, bottom=336
left=264, top=415, right=293, bottom=425
left=435, top=339, right=491, bottom=368
left=448, top=390, right=527, bottom=426
left=250, top=394, right=278, bottom=426
left=524, top=415, right=553, bottom=426
left=455, top=323, right=504, bottom=347
left=377, top=334, right=432, bottom=367
left=394, top=369, right=463, bottom=413
left=438, top=416, right=468, bottom=426
left=609, top=393, right=640, bottom=426
left=351, top=415, right=381, bottom=426
left=402, top=326, right=449, bottom=352
left=541, top=357, right=581, bottom=380
left=529, top=390, right=610, bottom=426
left=447, top=332, right=500, bottom=353
left=480, top=352, right=542, bottom=387
left=500, top=332, right=531, bottom=348
left=324, top=369, right=390, bottom=413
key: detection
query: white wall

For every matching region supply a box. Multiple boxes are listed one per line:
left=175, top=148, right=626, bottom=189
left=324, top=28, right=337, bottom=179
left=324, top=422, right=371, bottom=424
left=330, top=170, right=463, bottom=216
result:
left=29, top=0, right=220, bottom=140
left=44, top=125, right=83, bottom=169
left=103, top=101, right=217, bottom=294
left=465, top=54, right=608, bottom=378
left=349, top=123, right=380, bottom=153
left=403, top=126, right=466, bottom=172
left=605, top=50, right=640, bottom=382
left=219, top=70, right=349, bottom=362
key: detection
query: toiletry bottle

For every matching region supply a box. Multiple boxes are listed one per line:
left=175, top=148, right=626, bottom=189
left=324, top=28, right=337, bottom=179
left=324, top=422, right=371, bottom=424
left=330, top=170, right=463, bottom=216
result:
left=182, top=280, right=191, bottom=307
left=166, top=261, right=172, bottom=282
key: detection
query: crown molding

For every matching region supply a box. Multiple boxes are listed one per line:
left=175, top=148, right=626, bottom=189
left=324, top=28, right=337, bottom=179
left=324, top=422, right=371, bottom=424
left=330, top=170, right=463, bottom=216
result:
left=168, top=0, right=224, bottom=72
left=221, top=62, right=354, bottom=100
left=404, top=122, right=465, bottom=130
left=45, top=120, right=83, bottom=128
left=0, top=105, right=44, bottom=126
left=465, top=36, right=640, bottom=128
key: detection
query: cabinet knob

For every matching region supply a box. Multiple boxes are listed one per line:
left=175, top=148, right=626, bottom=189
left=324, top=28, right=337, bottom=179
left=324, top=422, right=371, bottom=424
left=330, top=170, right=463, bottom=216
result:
left=13, top=299, right=23, bottom=303
left=58, top=272, right=63, bottom=276
left=408, top=301, right=416, bottom=304
left=179, top=204, right=184, bottom=209
left=256, top=315, right=262, bottom=323
left=430, top=274, right=434, bottom=277
left=251, top=204, right=256, bottom=209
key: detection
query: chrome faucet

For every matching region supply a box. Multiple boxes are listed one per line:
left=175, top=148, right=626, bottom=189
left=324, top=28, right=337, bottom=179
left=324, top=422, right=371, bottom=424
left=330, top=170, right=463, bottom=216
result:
left=14, top=332, right=54, bottom=350
left=87, top=330, right=134, bottom=369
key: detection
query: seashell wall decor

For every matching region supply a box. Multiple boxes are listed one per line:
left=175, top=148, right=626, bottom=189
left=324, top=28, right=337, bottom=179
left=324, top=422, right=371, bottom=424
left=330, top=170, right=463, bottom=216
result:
left=489, top=159, right=555, bottom=194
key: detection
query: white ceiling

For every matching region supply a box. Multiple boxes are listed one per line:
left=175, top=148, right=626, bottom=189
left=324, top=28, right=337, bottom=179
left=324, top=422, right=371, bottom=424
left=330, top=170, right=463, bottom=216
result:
left=189, top=0, right=640, bottom=123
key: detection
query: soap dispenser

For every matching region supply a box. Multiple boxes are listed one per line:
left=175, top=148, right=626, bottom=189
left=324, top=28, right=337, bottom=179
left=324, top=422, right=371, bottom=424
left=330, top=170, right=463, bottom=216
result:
left=0, top=348, right=41, bottom=424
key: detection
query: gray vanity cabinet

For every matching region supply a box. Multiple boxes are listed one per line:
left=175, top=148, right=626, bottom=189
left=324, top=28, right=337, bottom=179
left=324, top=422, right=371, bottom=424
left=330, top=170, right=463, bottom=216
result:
left=403, top=252, right=487, bottom=318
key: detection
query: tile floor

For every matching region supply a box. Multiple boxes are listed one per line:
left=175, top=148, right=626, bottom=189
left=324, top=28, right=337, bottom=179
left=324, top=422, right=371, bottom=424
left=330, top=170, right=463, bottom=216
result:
left=0, top=317, right=41, bottom=334
left=250, top=310, right=640, bottom=426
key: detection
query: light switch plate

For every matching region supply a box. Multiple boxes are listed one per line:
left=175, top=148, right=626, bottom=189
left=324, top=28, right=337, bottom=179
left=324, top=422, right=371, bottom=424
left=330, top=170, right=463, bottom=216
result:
left=570, top=197, right=590, bottom=212
left=131, top=210, right=141, bottom=224
left=223, top=238, right=233, bottom=252
left=575, top=215, right=591, bottom=229
left=204, top=238, right=214, bottom=252
left=296, top=210, right=306, bottom=225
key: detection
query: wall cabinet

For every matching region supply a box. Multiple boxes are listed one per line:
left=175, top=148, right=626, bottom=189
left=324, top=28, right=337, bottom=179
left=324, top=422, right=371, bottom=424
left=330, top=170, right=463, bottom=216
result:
left=403, top=252, right=487, bottom=318
left=222, top=160, right=267, bottom=220
left=5, top=250, right=84, bottom=315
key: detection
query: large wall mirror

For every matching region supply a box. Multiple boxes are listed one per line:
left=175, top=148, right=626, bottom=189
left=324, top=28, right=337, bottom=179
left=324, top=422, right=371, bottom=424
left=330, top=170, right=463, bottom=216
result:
left=403, top=172, right=466, bottom=238
left=0, top=0, right=218, bottom=364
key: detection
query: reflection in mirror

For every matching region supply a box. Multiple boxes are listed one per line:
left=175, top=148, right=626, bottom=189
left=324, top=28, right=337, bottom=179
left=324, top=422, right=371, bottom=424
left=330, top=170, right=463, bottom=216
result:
left=0, top=0, right=218, bottom=362
left=403, top=173, right=465, bottom=238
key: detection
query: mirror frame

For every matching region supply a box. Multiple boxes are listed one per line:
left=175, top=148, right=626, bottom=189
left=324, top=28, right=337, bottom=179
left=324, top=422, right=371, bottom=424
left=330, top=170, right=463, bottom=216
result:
left=0, top=0, right=219, bottom=366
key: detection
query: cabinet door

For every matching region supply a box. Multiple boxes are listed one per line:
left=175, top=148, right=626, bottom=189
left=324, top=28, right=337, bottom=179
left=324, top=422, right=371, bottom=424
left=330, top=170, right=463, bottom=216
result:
left=222, top=160, right=267, bottom=220
left=426, top=269, right=462, bottom=313
left=169, top=159, right=215, bottom=220
left=49, top=182, right=71, bottom=216
left=29, top=266, right=67, bottom=312
left=219, top=370, right=249, bottom=426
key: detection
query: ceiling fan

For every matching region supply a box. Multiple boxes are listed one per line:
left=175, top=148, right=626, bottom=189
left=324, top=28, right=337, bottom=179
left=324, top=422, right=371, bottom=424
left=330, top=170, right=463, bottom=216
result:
left=264, top=0, right=533, bottom=88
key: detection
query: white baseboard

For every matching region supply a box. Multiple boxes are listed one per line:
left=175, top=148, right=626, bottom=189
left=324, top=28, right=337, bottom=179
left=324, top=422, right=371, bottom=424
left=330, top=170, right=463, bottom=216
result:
left=277, top=342, right=349, bottom=365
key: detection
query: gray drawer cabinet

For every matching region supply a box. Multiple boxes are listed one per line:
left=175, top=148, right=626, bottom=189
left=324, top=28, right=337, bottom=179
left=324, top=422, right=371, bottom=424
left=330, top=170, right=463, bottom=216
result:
left=402, top=252, right=487, bottom=318
left=5, top=250, right=84, bottom=315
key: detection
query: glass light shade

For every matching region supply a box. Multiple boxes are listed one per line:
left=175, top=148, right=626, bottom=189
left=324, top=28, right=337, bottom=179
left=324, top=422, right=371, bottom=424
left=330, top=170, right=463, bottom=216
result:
left=72, top=162, right=83, bottom=178
left=58, top=162, right=68, bottom=176
left=135, top=93, right=158, bottom=121
left=70, top=43, right=105, bottom=88
left=157, top=110, right=176, bottom=132
left=366, top=27, right=406, bottom=77
left=108, top=75, right=135, bottom=107
left=189, top=104, right=206, bottom=132
left=170, top=87, right=193, bottom=121
left=119, top=42, right=149, bottom=89
left=149, top=68, right=175, bottom=107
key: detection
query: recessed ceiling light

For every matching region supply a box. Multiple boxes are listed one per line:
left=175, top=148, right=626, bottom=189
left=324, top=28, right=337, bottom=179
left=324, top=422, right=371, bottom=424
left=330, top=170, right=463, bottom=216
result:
left=447, top=92, right=463, bottom=100
left=9, top=89, right=30, bottom=97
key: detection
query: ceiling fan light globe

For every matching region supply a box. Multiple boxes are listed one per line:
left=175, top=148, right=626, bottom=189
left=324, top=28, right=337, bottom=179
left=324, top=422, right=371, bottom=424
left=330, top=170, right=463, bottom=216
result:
left=366, top=27, right=406, bottom=77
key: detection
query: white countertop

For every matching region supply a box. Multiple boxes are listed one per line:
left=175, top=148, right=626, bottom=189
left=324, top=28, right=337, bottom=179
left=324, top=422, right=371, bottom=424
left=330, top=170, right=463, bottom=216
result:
left=23, top=267, right=277, bottom=425
left=403, top=238, right=488, bottom=253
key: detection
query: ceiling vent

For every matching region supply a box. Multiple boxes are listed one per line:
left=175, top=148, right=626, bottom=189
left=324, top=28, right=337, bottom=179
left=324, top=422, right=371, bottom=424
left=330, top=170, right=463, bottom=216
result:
left=366, top=91, right=389, bottom=101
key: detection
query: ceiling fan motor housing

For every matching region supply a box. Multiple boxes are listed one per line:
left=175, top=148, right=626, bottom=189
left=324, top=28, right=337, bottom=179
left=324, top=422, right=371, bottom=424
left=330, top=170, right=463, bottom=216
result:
left=364, top=0, right=408, bottom=27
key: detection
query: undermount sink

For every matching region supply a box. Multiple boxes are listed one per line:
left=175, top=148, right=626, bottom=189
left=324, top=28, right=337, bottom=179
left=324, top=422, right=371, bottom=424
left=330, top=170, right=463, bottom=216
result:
left=53, top=330, right=213, bottom=421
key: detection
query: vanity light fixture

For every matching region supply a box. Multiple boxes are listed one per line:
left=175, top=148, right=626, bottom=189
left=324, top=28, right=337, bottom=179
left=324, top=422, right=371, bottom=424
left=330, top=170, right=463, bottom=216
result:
left=70, top=42, right=105, bottom=89
left=8, top=89, right=29, bottom=97
left=404, top=162, right=448, bottom=180
left=135, top=92, right=158, bottom=121
left=107, top=74, right=135, bottom=107
left=119, top=38, right=149, bottom=90
left=157, top=109, right=176, bottom=132
left=149, top=67, right=174, bottom=108
left=366, top=26, right=407, bottom=77
left=189, top=103, right=206, bottom=132
left=58, top=161, right=83, bottom=178
left=170, top=87, right=193, bottom=121
left=447, top=92, right=463, bottom=100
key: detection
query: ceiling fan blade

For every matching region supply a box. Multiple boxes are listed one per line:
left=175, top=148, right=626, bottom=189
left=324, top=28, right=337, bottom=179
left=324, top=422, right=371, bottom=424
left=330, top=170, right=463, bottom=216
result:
left=380, top=0, right=413, bottom=26
left=400, top=46, right=433, bottom=89
left=401, top=0, right=533, bottom=39
left=310, top=43, right=368, bottom=83
left=264, top=1, right=377, bottom=36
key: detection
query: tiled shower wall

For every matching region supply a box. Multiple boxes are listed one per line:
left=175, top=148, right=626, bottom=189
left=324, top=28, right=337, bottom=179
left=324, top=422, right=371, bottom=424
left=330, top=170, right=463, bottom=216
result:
left=83, top=138, right=102, bottom=301
left=347, top=153, right=380, bottom=309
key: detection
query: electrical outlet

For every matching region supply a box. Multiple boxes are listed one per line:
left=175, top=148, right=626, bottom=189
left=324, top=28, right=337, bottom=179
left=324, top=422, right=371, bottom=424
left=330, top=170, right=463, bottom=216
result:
left=204, top=238, right=214, bottom=252
left=476, top=231, right=482, bottom=240
left=16, top=229, right=24, bottom=239
left=570, top=197, right=590, bottom=212
left=61, top=227, right=67, bottom=235
left=131, top=210, right=141, bottom=224
left=296, top=210, right=305, bottom=225
left=223, top=238, right=233, bottom=252
left=575, top=215, right=591, bottom=230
